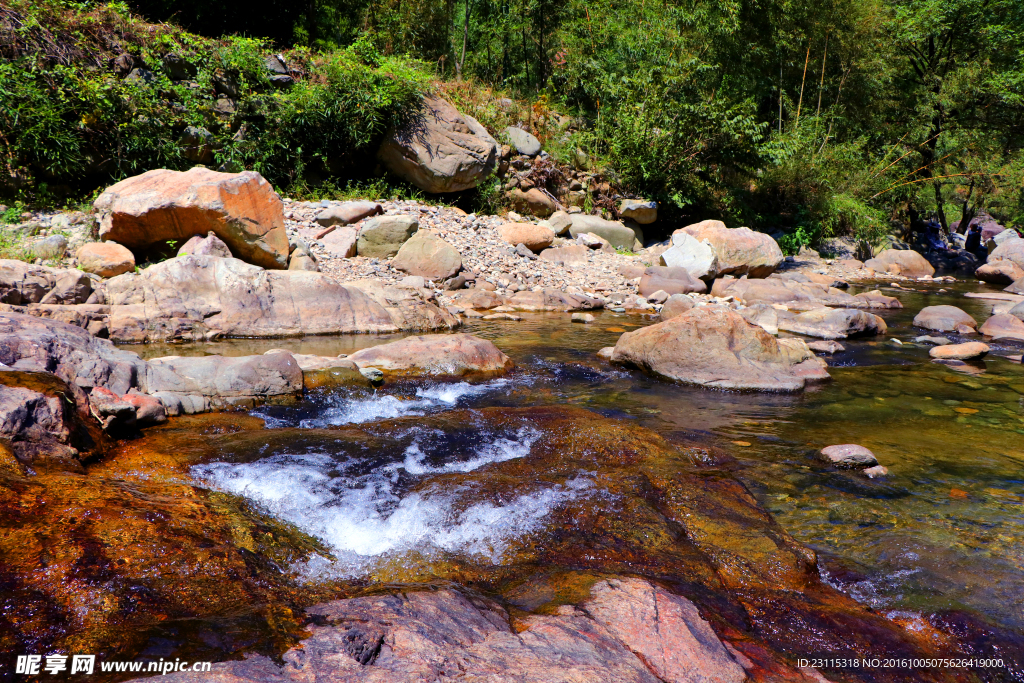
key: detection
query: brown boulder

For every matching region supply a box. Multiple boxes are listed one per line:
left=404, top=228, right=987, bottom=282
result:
left=658, top=293, right=694, bottom=320
left=94, top=168, right=289, bottom=269
left=377, top=95, right=498, bottom=193
left=913, top=305, right=977, bottom=332
left=391, top=231, right=462, bottom=281
left=611, top=307, right=830, bottom=391
left=637, top=266, right=706, bottom=297
left=979, top=313, right=1024, bottom=342
left=539, top=244, right=589, bottom=266
left=930, top=341, right=990, bottom=360
left=0, top=370, right=91, bottom=469
left=346, top=334, right=513, bottom=377
left=678, top=220, right=784, bottom=278
left=975, top=260, right=1024, bottom=285
left=863, top=248, right=935, bottom=278
left=498, top=222, right=555, bottom=252
left=510, top=187, right=561, bottom=218
left=76, top=242, right=136, bottom=277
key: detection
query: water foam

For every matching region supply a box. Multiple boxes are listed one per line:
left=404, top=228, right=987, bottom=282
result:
left=191, top=425, right=582, bottom=578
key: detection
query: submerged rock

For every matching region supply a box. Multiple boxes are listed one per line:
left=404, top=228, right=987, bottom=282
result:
left=611, top=307, right=830, bottom=391
left=820, top=444, right=878, bottom=468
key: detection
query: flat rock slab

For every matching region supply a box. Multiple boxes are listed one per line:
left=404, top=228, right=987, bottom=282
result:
left=930, top=342, right=990, bottom=360
left=915, top=335, right=952, bottom=345
left=820, top=444, right=878, bottom=468
left=346, top=334, right=513, bottom=377
left=314, top=201, right=382, bottom=227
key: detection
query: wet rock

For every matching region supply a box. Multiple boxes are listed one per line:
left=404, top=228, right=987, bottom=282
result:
left=864, top=248, right=935, bottom=278
left=638, top=266, right=706, bottom=297
left=121, top=390, right=167, bottom=425
left=975, top=260, right=1024, bottom=285
left=929, top=342, right=989, bottom=360
left=539, top=244, right=588, bottom=266
left=356, top=215, right=418, bottom=258
left=145, top=352, right=302, bottom=404
left=676, top=220, right=784, bottom=278
left=778, top=308, right=887, bottom=340
left=378, top=95, right=498, bottom=193
left=913, top=305, right=977, bottom=333
left=392, top=231, right=462, bottom=280
left=611, top=307, right=830, bottom=391
left=915, top=335, right=951, bottom=345
left=314, top=201, right=382, bottom=227
left=93, top=167, right=289, bottom=269
left=659, top=231, right=719, bottom=280
left=498, top=222, right=555, bottom=252
left=853, top=289, right=903, bottom=309
left=571, top=312, right=595, bottom=323
left=618, top=199, right=657, bottom=225
left=820, top=444, right=878, bottom=468
left=863, top=465, right=889, bottom=478
left=569, top=215, right=636, bottom=250
left=807, top=340, right=845, bottom=354
left=505, top=126, right=542, bottom=156
left=0, top=369, right=92, bottom=468
left=345, top=334, right=513, bottom=377
left=177, top=231, right=232, bottom=258
left=321, top=225, right=359, bottom=257
left=88, top=386, right=137, bottom=431
left=979, top=313, right=1024, bottom=342
left=104, top=255, right=406, bottom=342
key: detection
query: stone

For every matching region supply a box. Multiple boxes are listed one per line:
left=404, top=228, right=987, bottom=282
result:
left=121, top=391, right=166, bottom=425
left=988, top=238, right=1024, bottom=271
left=321, top=225, right=358, bottom=257
left=287, top=249, right=319, bottom=272
left=346, top=334, right=513, bottom=377
left=179, top=126, right=214, bottom=164
left=807, top=340, right=845, bottom=353
left=510, top=187, right=560, bottom=217
left=144, top=353, right=302, bottom=401
left=677, top=220, right=784, bottom=278
left=863, top=465, right=889, bottom=478
left=507, top=289, right=603, bottom=312
left=915, top=335, right=952, bottom=345
left=0, top=260, right=56, bottom=304
left=597, top=346, right=615, bottom=360
left=498, top=222, right=555, bottom=252
left=979, top=314, right=1024, bottom=342
left=577, top=232, right=611, bottom=251
left=515, top=243, right=537, bottom=260
left=539, top=244, right=588, bottom=266
left=452, top=289, right=509, bottom=310
left=659, top=294, right=693, bottom=320
left=611, top=307, right=830, bottom=391
left=913, top=305, right=977, bottom=332
left=505, top=126, right=542, bottom=156
left=617, top=264, right=646, bottom=279
left=618, top=199, right=657, bottom=224
left=1007, top=277, right=1024, bottom=295
left=87, top=386, right=136, bottom=431
left=637, top=266, right=706, bottom=297
left=355, top=215, right=417, bottom=258
left=547, top=210, right=573, bottom=236
left=378, top=95, right=498, bottom=193
left=975, top=260, right=1024, bottom=285
left=571, top=312, right=595, bottom=323
left=838, top=258, right=864, bottom=269
left=29, top=234, right=68, bottom=260
left=659, top=231, right=719, bottom=280
left=820, top=444, right=878, bottom=468
left=93, top=167, right=289, bottom=269
left=738, top=303, right=779, bottom=335
left=646, top=289, right=670, bottom=304
left=177, top=231, right=232, bottom=258
left=1009, top=301, right=1024, bottom=321
left=76, top=242, right=136, bottom=277
left=314, top=201, right=383, bottom=227
left=569, top=215, right=636, bottom=250
left=0, top=370, right=87, bottom=468
left=391, top=231, right=462, bottom=281
left=929, top=342, right=990, bottom=360
left=778, top=308, right=888, bottom=340
left=863, top=248, right=936, bottom=278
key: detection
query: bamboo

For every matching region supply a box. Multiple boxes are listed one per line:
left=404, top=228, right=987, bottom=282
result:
left=814, top=33, right=828, bottom=119
left=795, top=41, right=811, bottom=126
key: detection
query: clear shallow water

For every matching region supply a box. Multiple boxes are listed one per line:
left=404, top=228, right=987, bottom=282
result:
left=180, top=280, right=1024, bottom=637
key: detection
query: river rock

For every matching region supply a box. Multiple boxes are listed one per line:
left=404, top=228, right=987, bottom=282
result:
left=314, top=201, right=382, bottom=227
left=357, top=215, right=418, bottom=258
left=915, top=335, right=952, bottom=345
left=177, top=231, right=232, bottom=258
left=975, top=260, right=1024, bottom=285
left=539, top=244, right=588, bottom=266
left=0, top=369, right=92, bottom=469
left=979, top=313, right=1024, bottom=342
left=715, top=277, right=892, bottom=310
left=637, top=266, right=706, bottom=297
left=778, top=308, right=887, bottom=340
left=145, top=352, right=303, bottom=405
left=658, top=232, right=719, bottom=280
left=572, top=312, right=595, bottom=323
left=677, top=220, right=784, bottom=278
left=864, top=248, right=935, bottom=278
left=738, top=303, right=779, bottom=334
left=658, top=294, right=694, bottom=320
left=29, top=234, right=68, bottom=260
left=391, top=231, right=462, bottom=280
left=1007, top=277, right=1024, bottom=295
left=546, top=210, right=573, bottom=236
left=820, top=444, right=878, bottom=468
left=988, top=236, right=1024, bottom=270
left=321, top=225, right=358, bottom=257
left=986, top=227, right=1020, bottom=252
left=1009, top=301, right=1024, bottom=321
left=346, top=334, right=513, bottom=377
left=506, top=289, right=603, bottom=312
left=287, top=247, right=319, bottom=272
left=103, top=255, right=407, bottom=342
left=378, top=95, right=499, bottom=193
left=929, top=341, right=990, bottom=360
left=93, top=168, right=289, bottom=269
left=451, top=289, right=509, bottom=310
left=807, top=340, right=845, bottom=353
left=509, top=187, right=560, bottom=218
left=569, top=215, right=636, bottom=250
left=498, top=222, right=555, bottom=252
left=913, top=305, right=977, bottom=332
left=617, top=199, right=657, bottom=225
left=610, top=307, right=830, bottom=391
left=505, top=126, right=542, bottom=156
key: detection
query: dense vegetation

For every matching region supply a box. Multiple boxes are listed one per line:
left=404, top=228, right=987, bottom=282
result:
left=1, top=0, right=1023, bottom=247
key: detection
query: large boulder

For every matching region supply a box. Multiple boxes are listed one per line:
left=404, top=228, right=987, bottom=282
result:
left=357, top=215, right=418, bottom=258
left=618, top=199, right=657, bottom=225
left=610, top=307, right=830, bottom=391
left=103, top=255, right=411, bottom=342
left=979, top=313, right=1024, bottom=342
left=864, top=248, right=936, bottom=278
left=0, top=260, right=95, bottom=306
left=659, top=231, right=719, bottom=280
left=676, top=220, right=784, bottom=278
left=0, top=369, right=94, bottom=469
left=93, top=168, right=289, bottom=269
left=345, top=334, right=513, bottom=378
left=930, top=341, right=990, bottom=360
left=391, top=231, right=462, bottom=281
left=343, top=279, right=461, bottom=332
left=637, top=266, right=706, bottom=297
left=569, top=215, right=637, bottom=250
left=778, top=308, right=888, bottom=340
left=378, top=95, right=499, bottom=193
left=509, top=187, right=560, bottom=218
left=498, top=222, right=555, bottom=252
left=1007, top=277, right=1024, bottom=295
left=988, top=238, right=1024, bottom=271
left=986, top=228, right=1020, bottom=253
left=975, top=260, right=1024, bottom=285
left=144, top=353, right=303, bottom=404
left=913, top=305, right=977, bottom=332
left=505, top=126, right=542, bottom=156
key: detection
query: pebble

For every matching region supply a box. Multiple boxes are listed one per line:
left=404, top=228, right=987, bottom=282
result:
left=820, top=444, right=879, bottom=468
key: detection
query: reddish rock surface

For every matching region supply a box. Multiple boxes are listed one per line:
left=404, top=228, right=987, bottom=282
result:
left=346, top=333, right=513, bottom=377
left=975, top=260, right=1024, bottom=285
left=929, top=341, right=990, bottom=360
left=498, top=222, right=556, bottom=252
left=76, top=241, right=136, bottom=277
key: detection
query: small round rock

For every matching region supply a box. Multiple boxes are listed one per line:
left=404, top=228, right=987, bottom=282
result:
left=820, top=444, right=878, bottom=468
